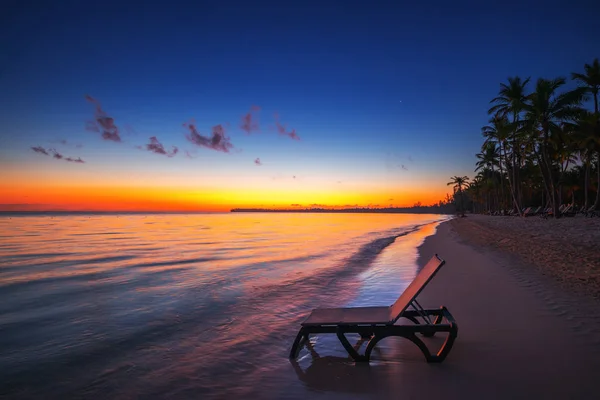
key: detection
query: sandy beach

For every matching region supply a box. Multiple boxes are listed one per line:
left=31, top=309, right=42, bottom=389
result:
left=293, top=218, right=600, bottom=399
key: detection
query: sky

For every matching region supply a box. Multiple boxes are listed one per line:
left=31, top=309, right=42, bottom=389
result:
left=1, top=0, right=599, bottom=211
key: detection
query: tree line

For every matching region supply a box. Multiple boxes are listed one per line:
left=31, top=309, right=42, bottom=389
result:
left=448, top=59, right=599, bottom=218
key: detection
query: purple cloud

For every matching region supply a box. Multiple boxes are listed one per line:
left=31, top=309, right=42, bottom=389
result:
left=85, top=95, right=121, bottom=142
left=144, top=136, right=178, bottom=157
left=184, top=150, right=197, bottom=159
left=184, top=122, right=233, bottom=153
left=241, top=105, right=261, bottom=134
left=50, top=149, right=63, bottom=159
left=31, top=146, right=49, bottom=155
left=274, top=113, right=300, bottom=140
left=31, top=146, right=85, bottom=163
left=254, top=157, right=262, bottom=166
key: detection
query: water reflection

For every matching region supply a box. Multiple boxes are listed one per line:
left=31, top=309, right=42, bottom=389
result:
left=0, top=213, right=446, bottom=398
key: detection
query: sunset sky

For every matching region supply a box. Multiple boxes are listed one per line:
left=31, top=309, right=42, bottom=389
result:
left=2, top=0, right=598, bottom=211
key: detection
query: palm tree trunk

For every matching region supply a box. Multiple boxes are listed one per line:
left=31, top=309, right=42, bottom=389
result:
left=593, top=154, right=600, bottom=209
left=541, top=133, right=560, bottom=218
left=593, top=91, right=599, bottom=209
left=583, top=159, right=589, bottom=209
left=501, top=142, right=521, bottom=215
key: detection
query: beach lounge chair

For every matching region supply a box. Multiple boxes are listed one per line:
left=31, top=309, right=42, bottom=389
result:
left=289, top=255, right=457, bottom=363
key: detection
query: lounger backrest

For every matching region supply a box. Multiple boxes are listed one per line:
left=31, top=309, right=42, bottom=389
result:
left=388, top=254, right=445, bottom=324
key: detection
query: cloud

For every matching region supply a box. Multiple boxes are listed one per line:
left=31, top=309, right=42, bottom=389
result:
left=293, top=175, right=296, bottom=179
left=385, top=152, right=411, bottom=172
left=31, top=146, right=85, bottom=163
left=408, top=155, right=414, bottom=162
left=274, top=113, right=300, bottom=140
left=144, top=136, right=178, bottom=157
left=254, top=157, right=262, bottom=166
left=50, top=149, right=63, bottom=159
left=290, top=204, right=302, bottom=207
left=31, top=146, right=49, bottom=155
left=85, top=95, right=121, bottom=142
left=184, top=150, right=197, bottom=159
left=184, top=122, right=233, bottom=153
left=241, top=105, right=261, bottom=134
left=388, top=198, right=394, bottom=201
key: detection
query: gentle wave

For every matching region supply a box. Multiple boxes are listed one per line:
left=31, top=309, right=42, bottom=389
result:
left=0, top=213, right=446, bottom=398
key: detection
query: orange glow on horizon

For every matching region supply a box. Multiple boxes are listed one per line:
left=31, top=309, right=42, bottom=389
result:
left=1, top=182, right=449, bottom=212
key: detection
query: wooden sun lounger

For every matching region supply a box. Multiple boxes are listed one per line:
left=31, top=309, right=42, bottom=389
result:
left=289, top=255, right=457, bottom=363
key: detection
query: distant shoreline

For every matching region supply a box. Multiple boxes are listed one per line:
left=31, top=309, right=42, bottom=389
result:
left=230, top=208, right=453, bottom=214
left=1, top=208, right=454, bottom=216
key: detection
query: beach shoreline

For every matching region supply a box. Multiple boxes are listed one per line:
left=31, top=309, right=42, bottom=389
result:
left=409, top=218, right=600, bottom=398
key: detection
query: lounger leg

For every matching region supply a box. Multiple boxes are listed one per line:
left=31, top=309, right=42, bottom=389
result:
left=336, top=330, right=367, bottom=362
left=429, top=324, right=458, bottom=362
left=364, top=323, right=458, bottom=363
left=289, top=328, right=308, bottom=359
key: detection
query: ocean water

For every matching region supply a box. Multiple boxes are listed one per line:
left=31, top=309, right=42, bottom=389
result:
left=0, top=213, right=447, bottom=399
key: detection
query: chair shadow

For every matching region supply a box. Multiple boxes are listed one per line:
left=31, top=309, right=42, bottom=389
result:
left=290, top=339, right=385, bottom=394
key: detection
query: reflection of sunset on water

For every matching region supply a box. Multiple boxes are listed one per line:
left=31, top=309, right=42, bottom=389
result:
left=0, top=213, right=446, bottom=397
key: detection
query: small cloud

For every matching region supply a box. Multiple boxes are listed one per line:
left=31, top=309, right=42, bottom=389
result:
left=254, top=157, right=262, bottom=166
left=50, top=149, right=63, bottom=159
left=388, top=198, right=394, bottom=201
left=408, top=155, right=414, bottom=162
left=401, top=164, right=408, bottom=171
left=184, top=150, right=197, bottom=159
left=31, top=146, right=49, bottom=155
left=337, top=181, right=342, bottom=184
left=144, top=136, right=178, bottom=157
left=85, top=95, right=121, bottom=142
left=293, top=175, right=296, bottom=179
left=241, top=105, right=261, bottom=134
left=184, top=122, right=233, bottom=153
left=290, top=204, right=302, bottom=207
left=274, top=113, right=300, bottom=140
left=31, top=146, right=84, bottom=164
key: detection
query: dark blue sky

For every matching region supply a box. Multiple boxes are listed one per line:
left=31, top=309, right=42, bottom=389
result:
left=2, top=0, right=600, bottom=207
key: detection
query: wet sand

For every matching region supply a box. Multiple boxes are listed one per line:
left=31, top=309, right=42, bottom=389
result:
left=292, top=219, right=600, bottom=399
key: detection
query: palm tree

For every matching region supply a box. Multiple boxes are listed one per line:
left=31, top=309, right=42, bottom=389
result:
left=488, top=76, right=530, bottom=211
left=522, top=77, right=585, bottom=217
left=572, top=58, right=600, bottom=115
left=447, top=176, right=470, bottom=216
left=572, top=59, right=600, bottom=209
left=573, top=111, right=600, bottom=209
left=482, top=115, right=519, bottom=214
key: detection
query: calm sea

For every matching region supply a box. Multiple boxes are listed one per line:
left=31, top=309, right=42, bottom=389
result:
left=0, top=213, right=447, bottom=399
